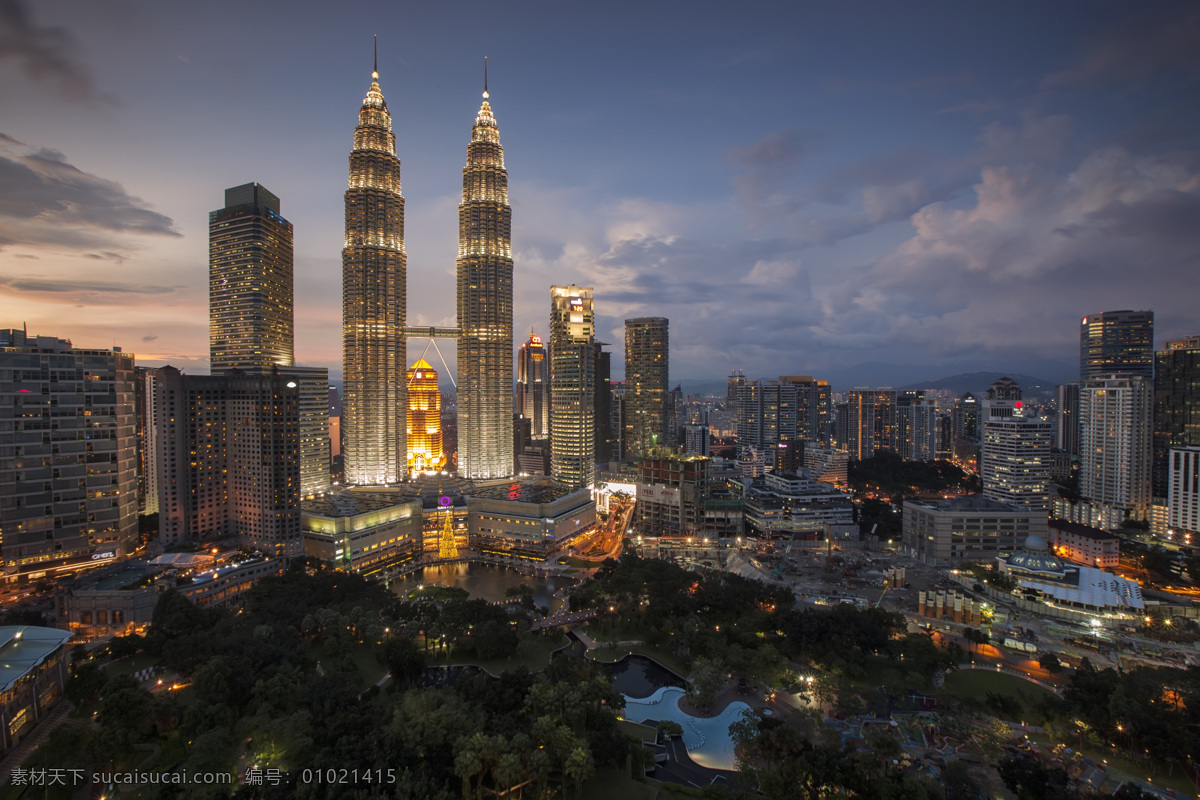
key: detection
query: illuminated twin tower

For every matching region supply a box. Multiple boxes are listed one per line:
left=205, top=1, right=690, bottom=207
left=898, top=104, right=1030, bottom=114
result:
left=343, top=55, right=513, bottom=484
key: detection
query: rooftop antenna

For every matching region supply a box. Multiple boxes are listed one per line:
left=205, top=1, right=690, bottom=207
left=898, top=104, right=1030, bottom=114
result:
left=372, top=34, right=378, bottom=79
left=483, top=56, right=488, bottom=98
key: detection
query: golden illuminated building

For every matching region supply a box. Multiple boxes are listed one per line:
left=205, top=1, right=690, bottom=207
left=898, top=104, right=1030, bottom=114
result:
left=406, top=359, right=445, bottom=473
left=456, top=65, right=514, bottom=480
left=343, top=51, right=407, bottom=485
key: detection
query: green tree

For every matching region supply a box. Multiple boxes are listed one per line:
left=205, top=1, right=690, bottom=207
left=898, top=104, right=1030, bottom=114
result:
left=381, top=636, right=427, bottom=689
left=687, top=656, right=725, bottom=709
left=1039, top=652, right=1063, bottom=674
left=65, top=660, right=108, bottom=705
left=563, top=745, right=595, bottom=800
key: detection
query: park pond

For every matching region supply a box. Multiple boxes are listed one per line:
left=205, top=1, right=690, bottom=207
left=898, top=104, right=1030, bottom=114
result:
left=391, top=562, right=575, bottom=612
left=608, top=653, right=686, bottom=697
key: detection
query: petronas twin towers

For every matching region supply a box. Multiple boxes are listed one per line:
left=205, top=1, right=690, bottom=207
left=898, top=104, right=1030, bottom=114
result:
left=343, top=57, right=513, bottom=485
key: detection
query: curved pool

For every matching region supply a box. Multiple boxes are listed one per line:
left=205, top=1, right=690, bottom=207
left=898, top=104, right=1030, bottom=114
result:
left=622, top=686, right=749, bottom=771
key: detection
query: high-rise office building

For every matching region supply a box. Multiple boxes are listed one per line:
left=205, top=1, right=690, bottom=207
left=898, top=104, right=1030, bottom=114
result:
left=1167, top=447, right=1200, bottom=541
left=155, top=366, right=301, bottom=558
left=1153, top=336, right=1200, bottom=501
left=406, top=359, right=445, bottom=473
left=209, top=183, right=294, bottom=372
left=516, top=333, right=548, bottom=439
left=737, top=381, right=798, bottom=448
left=209, top=182, right=327, bottom=497
left=727, top=370, right=746, bottom=424
left=1079, top=375, right=1152, bottom=526
left=780, top=376, right=831, bottom=445
left=624, top=317, right=669, bottom=459
left=611, top=382, right=627, bottom=461
left=665, top=384, right=684, bottom=449
left=1055, top=382, right=1080, bottom=457
left=682, top=425, right=711, bottom=457
left=134, top=366, right=159, bottom=516
left=456, top=79, right=514, bottom=480
left=594, top=343, right=613, bottom=465
left=952, top=393, right=980, bottom=443
left=0, top=330, right=137, bottom=574
left=981, top=410, right=1052, bottom=516
left=549, top=286, right=595, bottom=489
left=897, top=391, right=938, bottom=462
left=844, top=389, right=897, bottom=460
left=343, top=59, right=407, bottom=485
left=1080, top=310, right=1154, bottom=382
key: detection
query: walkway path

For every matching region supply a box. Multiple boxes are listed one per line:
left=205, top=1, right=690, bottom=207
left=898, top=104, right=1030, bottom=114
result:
left=0, top=702, right=78, bottom=787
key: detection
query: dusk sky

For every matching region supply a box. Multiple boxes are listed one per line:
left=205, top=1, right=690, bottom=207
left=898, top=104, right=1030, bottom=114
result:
left=2, top=1, right=1198, bottom=388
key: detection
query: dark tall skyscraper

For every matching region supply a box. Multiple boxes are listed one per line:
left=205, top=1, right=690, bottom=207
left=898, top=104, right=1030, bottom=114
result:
left=156, top=366, right=301, bottom=558
left=737, top=380, right=798, bottom=448
left=781, top=375, right=831, bottom=444
left=1153, top=336, right=1200, bottom=500
left=624, top=317, right=669, bottom=459
left=210, top=183, right=294, bottom=372
left=457, top=75, right=514, bottom=479
left=594, top=343, right=613, bottom=464
left=516, top=333, right=548, bottom=439
left=1080, top=310, right=1154, bottom=381
left=342, top=58, right=407, bottom=485
left=1055, top=382, right=1080, bottom=457
left=845, top=389, right=897, bottom=459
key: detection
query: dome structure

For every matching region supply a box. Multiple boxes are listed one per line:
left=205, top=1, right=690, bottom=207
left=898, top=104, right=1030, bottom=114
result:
left=1005, top=534, right=1066, bottom=575
left=1023, top=534, right=1049, bottom=553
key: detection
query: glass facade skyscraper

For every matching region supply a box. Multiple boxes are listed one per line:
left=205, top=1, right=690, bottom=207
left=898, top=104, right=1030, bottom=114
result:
left=1079, top=310, right=1154, bottom=382
left=624, top=317, right=669, bottom=460
left=550, top=286, right=595, bottom=489
left=209, top=183, right=293, bottom=372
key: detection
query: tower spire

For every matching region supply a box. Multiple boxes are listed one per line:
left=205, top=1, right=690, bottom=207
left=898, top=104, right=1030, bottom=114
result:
left=483, top=56, right=488, bottom=99
left=372, top=34, right=378, bottom=79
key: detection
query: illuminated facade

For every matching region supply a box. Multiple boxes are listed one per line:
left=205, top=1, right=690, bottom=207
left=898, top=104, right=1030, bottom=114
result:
left=456, top=79, right=514, bottom=480
left=1079, top=310, right=1154, bottom=381
left=517, top=333, right=549, bottom=438
left=550, top=286, right=595, bottom=489
left=1079, top=374, right=1152, bottom=525
left=406, top=359, right=445, bottom=473
left=343, top=61, right=407, bottom=485
left=0, top=331, right=137, bottom=576
left=209, top=183, right=294, bottom=372
left=624, top=317, right=669, bottom=459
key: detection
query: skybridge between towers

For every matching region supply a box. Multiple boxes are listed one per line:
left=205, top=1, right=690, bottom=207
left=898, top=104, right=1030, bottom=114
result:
left=403, top=327, right=460, bottom=390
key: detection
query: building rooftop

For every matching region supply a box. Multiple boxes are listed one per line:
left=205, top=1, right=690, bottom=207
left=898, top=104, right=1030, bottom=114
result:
left=470, top=479, right=579, bottom=505
left=1048, top=519, right=1119, bottom=540
left=0, top=626, right=72, bottom=692
left=912, top=496, right=1029, bottom=513
left=303, top=491, right=416, bottom=518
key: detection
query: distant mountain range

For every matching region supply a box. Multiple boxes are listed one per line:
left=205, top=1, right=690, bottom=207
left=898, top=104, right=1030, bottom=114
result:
left=675, top=361, right=1074, bottom=399
left=896, top=372, right=1058, bottom=398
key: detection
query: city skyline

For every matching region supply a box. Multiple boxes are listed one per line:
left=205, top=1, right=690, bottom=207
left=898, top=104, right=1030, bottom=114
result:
left=2, top=1, right=1199, bottom=385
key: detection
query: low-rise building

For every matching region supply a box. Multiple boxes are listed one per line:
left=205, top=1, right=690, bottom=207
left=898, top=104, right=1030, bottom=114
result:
left=743, top=470, right=854, bottom=539
left=998, top=535, right=1143, bottom=614
left=903, top=495, right=1042, bottom=566
left=469, top=481, right=595, bottom=559
left=1047, top=519, right=1119, bottom=569
left=56, top=552, right=284, bottom=638
left=302, top=492, right=423, bottom=574
left=0, top=626, right=72, bottom=756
